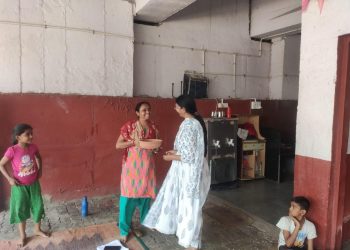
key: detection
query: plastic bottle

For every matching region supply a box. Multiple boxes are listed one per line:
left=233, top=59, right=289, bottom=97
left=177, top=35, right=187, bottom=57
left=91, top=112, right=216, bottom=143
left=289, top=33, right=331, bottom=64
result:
left=227, top=105, right=232, bottom=118
left=81, top=196, right=88, bottom=217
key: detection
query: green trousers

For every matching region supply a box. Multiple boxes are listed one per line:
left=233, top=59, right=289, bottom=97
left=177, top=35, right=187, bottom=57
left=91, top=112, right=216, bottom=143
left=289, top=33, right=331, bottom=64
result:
left=118, top=196, right=151, bottom=236
left=10, top=180, right=44, bottom=224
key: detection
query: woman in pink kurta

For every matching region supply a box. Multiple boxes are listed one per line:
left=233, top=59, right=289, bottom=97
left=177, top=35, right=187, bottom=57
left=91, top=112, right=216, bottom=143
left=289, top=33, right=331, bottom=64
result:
left=115, top=101, right=159, bottom=242
left=120, top=119, right=157, bottom=198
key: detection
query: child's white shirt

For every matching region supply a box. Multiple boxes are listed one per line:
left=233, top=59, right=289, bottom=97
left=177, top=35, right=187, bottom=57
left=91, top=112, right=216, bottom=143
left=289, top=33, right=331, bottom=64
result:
left=276, top=216, right=317, bottom=248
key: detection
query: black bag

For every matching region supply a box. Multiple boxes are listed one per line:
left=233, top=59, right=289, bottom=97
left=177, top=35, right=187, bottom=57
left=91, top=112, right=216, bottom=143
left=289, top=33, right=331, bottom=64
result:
left=104, top=246, right=121, bottom=250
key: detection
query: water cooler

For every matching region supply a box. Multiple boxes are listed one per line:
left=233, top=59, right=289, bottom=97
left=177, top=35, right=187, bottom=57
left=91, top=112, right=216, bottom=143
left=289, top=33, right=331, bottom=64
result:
left=205, top=118, right=238, bottom=185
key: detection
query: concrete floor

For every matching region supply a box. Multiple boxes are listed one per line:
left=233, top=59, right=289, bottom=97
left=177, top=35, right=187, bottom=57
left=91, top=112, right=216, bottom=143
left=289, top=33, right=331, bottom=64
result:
left=344, top=241, right=350, bottom=250
left=210, top=179, right=350, bottom=250
left=143, top=195, right=279, bottom=249
left=211, top=179, right=293, bottom=225
left=0, top=193, right=279, bottom=250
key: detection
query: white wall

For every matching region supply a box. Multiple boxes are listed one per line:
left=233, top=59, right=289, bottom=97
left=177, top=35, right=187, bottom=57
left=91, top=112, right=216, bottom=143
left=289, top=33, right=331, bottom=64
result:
left=134, top=0, right=271, bottom=99
left=283, top=35, right=300, bottom=100
left=269, top=35, right=300, bottom=100
left=251, top=0, right=301, bottom=38
left=296, top=0, right=350, bottom=160
left=135, top=0, right=149, bottom=13
left=0, top=0, right=134, bottom=97
left=269, top=37, right=285, bottom=99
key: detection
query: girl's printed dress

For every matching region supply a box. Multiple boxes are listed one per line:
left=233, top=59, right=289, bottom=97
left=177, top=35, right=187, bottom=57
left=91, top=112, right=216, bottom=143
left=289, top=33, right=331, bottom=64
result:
left=120, top=120, right=158, bottom=199
left=142, top=118, right=211, bottom=249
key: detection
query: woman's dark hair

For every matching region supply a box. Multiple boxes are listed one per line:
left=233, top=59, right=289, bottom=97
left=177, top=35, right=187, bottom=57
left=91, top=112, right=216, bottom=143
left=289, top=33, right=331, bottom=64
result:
left=175, top=95, right=207, bottom=157
left=135, top=101, right=151, bottom=112
left=12, top=123, right=33, bottom=145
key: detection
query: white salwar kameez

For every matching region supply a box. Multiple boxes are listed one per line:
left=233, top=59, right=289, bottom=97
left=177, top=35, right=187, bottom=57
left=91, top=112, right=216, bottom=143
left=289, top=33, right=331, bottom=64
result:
left=143, top=118, right=211, bottom=249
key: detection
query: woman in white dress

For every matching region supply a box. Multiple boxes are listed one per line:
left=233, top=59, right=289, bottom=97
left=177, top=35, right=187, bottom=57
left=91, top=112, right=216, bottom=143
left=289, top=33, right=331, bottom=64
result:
left=142, top=95, right=211, bottom=250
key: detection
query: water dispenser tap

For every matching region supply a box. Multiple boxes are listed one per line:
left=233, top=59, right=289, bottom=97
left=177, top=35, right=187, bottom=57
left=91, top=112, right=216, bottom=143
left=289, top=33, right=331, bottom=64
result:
left=225, top=138, right=234, bottom=147
left=212, top=140, right=221, bottom=148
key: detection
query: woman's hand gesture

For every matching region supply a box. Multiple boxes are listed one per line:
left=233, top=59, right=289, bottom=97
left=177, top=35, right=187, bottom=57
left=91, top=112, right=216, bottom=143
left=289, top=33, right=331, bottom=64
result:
left=133, top=138, right=140, bottom=147
left=163, top=154, right=172, bottom=161
left=165, top=150, right=177, bottom=155
left=163, top=150, right=180, bottom=161
left=130, top=130, right=140, bottom=147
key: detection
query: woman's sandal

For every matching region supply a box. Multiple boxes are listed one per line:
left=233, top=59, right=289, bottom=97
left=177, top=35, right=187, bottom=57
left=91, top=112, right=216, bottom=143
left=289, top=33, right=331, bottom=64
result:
left=132, top=228, right=143, bottom=237
left=119, top=234, right=128, bottom=243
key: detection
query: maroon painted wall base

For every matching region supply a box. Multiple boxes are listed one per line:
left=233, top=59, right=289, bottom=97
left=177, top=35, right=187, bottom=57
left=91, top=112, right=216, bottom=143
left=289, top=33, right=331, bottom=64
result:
left=294, top=155, right=331, bottom=249
left=0, top=94, right=297, bottom=205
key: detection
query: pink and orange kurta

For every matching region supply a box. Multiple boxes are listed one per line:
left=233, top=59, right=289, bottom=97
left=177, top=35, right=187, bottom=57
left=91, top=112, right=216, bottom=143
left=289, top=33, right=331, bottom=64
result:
left=120, top=120, right=158, bottom=199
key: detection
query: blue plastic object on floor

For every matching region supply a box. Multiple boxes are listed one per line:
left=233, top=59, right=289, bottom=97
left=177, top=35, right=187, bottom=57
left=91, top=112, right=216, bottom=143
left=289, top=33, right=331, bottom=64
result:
left=82, top=196, right=88, bottom=217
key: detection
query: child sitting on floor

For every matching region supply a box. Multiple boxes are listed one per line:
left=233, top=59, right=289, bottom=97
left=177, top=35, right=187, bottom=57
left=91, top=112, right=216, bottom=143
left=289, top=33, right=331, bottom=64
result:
left=276, top=196, right=317, bottom=250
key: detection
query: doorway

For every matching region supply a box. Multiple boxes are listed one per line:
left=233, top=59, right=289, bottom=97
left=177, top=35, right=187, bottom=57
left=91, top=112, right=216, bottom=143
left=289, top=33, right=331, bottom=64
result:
left=329, top=34, right=350, bottom=249
left=210, top=101, right=297, bottom=225
left=210, top=34, right=300, bottom=225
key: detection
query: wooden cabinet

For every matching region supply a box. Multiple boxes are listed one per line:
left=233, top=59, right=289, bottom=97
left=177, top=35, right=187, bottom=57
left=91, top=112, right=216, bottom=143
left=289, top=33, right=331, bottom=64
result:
left=240, top=140, right=266, bottom=180
left=237, top=115, right=266, bottom=180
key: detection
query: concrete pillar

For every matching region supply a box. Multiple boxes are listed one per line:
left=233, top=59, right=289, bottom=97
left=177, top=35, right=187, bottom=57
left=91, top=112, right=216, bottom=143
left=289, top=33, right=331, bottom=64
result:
left=295, top=0, right=350, bottom=248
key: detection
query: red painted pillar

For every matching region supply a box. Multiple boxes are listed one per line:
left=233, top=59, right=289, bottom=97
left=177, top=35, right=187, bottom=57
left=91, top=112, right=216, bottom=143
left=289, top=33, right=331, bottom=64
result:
left=296, top=35, right=350, bottom=250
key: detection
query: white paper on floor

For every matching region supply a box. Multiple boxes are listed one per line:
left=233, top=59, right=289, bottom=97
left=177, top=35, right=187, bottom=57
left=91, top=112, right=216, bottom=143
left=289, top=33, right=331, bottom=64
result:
left=96, top=240, right=129, bottom=250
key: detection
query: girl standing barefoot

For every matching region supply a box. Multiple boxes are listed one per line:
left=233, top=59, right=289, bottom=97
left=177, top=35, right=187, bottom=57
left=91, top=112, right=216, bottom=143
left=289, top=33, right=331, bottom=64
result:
left=0, top=124, right=49, bottom=247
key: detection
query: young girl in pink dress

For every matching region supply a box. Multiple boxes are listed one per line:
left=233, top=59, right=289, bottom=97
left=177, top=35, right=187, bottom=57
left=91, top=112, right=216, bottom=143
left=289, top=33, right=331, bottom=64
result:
left=0, top=124, right=49, bottom=247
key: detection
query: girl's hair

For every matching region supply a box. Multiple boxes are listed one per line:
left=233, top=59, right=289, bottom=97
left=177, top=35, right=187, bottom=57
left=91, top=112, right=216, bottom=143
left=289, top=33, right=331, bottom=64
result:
left=135, top=101, right=151, bottom=112
left=175, top=95, right=207, bottom=157
left=12, top=123, right=33, bottom=145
